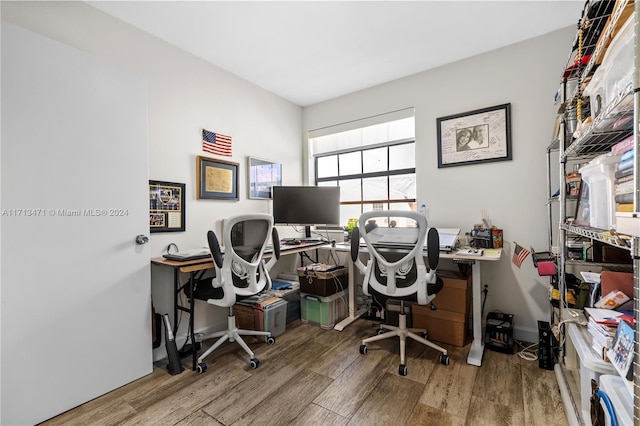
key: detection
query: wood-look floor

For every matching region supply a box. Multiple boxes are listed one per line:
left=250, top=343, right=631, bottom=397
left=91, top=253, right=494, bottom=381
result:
left=41, top=319, right=567, bottom=426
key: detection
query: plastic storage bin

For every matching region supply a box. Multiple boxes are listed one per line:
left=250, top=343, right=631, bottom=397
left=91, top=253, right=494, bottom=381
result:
left=600, top=14, right=634, bottom=108
left=598, top=375, right=633, bottom=426
left=234, top=297, right=288, bottom=342
left=300, top=290, right=347, bottom=329
left=257, top=298, right=288, bottom=340
left=579, top=153, right=620, bottom=230
left=584, top=65, right=606, bottom=118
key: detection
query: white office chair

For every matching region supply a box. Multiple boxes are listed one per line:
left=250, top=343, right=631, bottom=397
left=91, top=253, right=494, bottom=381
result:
left=351, top=210, right=449, bottom=376
left=195, top=213, right=280, bottom=373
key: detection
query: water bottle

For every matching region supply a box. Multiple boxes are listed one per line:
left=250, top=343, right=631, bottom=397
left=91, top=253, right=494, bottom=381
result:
left=418, top=204, right=429, bottom=224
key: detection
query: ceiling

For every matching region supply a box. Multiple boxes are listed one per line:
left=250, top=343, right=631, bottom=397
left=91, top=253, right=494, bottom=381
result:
left=87, top=1, right=584, bottom=106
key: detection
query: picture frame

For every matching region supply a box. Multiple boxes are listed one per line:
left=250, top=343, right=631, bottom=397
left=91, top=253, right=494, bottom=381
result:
left=437, top=103, right=512, bottom=168
left=248, top=156, right=282, bottom=199
left=608, top=319, right=634, bottom=381
left=573, top=181, right=590, bottom=226
left=149, top=180, right=185, bottom=232
left=196, top=155, right=239, bottom=200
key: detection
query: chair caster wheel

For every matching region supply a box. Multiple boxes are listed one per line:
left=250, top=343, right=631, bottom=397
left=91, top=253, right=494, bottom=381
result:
left=359, top=344, right=368, bottom=355
left=249, top=358, right=260, bottom=369
left=398, top=364, right=408, bottom=376
left=440, top=354, right=450, bottom=365
left=266, top=336, right=276, bottom=345
left=196, top=362, right=207, bottom=374
left=376, top=328, right=385, bottom=335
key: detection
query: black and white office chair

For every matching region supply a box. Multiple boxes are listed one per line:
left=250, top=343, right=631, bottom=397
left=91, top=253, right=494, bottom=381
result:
left=195, top=213, right=280, bottom=373
left=351, top=210, right=449, bottom=376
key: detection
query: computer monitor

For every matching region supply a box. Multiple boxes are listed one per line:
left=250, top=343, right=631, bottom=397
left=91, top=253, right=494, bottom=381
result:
left=272, top=186, right=340, bottom=238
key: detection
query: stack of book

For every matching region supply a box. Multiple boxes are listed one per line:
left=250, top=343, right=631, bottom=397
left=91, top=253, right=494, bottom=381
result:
left=612, top=135, right=634, bottom=212
left=584, top=307, right=633, bottom=359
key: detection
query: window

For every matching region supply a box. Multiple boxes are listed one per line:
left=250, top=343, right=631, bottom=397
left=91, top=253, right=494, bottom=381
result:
left=310, top=114, right=416, bottom=226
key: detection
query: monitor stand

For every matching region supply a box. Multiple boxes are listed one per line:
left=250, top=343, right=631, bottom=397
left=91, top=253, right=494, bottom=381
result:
left=304, top=226, right=311, bottom=239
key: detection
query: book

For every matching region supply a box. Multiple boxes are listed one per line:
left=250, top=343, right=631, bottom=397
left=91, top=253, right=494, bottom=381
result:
left=584, top=307, right=627, bottom=325
left=594, top=290, right=631, bottom=309
left=618, top=158, right=634, bottom=172
left=620, top=149, right=634, bottom=162
left=614, top=174, right=633, bottom=185
left=611, top=135, right=634, bottom=155
left=615, top=193, right=633, bottom=203
left=617, top=203, right=634, bottom=212
left=615, top=180, right=634, bottom=194
left=588, top=316, right=617, bottom=338
left=615, top=166, right=634, bottom=179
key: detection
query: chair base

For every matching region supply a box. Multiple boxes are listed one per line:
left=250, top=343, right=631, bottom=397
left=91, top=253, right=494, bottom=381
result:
left=361, top=312, right=448, bottom=372
left=197, top=311, right=271, bottom=367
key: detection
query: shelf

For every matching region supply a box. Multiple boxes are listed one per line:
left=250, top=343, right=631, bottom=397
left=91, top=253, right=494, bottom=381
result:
left=561, top=223, right=632, bottom=250
left=562, top=86, right=634, bottom=160
left=552, top=2, right=638, bottom=424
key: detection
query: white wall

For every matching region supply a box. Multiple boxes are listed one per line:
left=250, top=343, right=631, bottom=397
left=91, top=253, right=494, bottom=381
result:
left=302, top=27, right=575, bottom=341
left=1, top=1, right=303, bottom=358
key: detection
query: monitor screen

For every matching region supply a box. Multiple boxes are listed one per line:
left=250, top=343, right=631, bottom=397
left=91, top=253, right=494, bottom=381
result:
left=272, top=186, right=340, bottom=226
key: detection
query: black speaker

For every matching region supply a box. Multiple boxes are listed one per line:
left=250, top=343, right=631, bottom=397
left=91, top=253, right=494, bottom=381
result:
left=163, top=314, right=184, bottom=375
left=538, top=320, right=554, bottom=370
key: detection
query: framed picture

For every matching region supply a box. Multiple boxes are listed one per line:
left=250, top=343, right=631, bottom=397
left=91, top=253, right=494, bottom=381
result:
left=573, top=181, right=590, bottom=226
left=196, top=155, right=239, bottom=200
left=149, top=180, right=185, bottom=232
left=608, top=319, right=634, bottom=380
left=437, top=103, right=512, bottom=168
left=248, top=156, right=282, bottom=199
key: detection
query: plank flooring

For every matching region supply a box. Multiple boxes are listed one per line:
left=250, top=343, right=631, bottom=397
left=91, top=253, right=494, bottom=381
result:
left=40, top=319, right=567, bottom=426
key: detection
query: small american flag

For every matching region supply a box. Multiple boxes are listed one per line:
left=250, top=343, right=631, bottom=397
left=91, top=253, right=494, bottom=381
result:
left=512, top=243, right=531, bottom=268
left=202, top=129, right=232, bottom=157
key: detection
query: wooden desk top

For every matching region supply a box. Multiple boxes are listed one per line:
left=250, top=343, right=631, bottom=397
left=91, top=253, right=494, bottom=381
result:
left=331, top=242, right=502, bottom=262
left=151, top=241, right=329, bottom=273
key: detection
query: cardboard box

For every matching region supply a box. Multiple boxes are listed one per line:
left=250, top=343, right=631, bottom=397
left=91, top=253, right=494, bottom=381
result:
left=432, top=270, right=472, bottom=314
left=412, top=304, right=468, bottom=347
left=297, top=265, right=348, bottom=296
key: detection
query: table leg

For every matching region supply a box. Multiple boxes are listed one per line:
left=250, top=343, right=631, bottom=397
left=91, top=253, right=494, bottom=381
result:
left=467, top=261, right=484, bottom=366
left=189, top=272, right=197, bottom=370
left=173, top=268, right=179, bottom=334
left=334, top=254, right=366, bottom=331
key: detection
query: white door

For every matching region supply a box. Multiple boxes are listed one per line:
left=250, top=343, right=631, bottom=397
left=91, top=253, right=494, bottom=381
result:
left=1, top=22, right=151, bottom=425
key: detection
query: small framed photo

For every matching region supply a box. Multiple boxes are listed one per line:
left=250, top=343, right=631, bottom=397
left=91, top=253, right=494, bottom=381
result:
left=437, top=103, right=512, bottom=168
left=149, top=180, right=185, bottom=232
left=248, top=156, right=282, bottom=199
left=196, top=155, right=239, bottom=200
left=608, top=319, right=634, bottom=380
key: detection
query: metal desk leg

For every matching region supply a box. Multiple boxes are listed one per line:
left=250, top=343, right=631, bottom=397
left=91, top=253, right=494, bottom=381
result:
left=467, top=261, right=484, bottom=366
left=189, top=272, right=196, bottom=370
left=173, top=268, right=179, bottom=334
left=334, top=254, right=366, bottom=331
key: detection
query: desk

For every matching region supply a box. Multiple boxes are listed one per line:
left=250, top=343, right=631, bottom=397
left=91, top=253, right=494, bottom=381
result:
left=329, top=243, right=501, bottom=366
left=151, top=241, right=328, bottom=370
